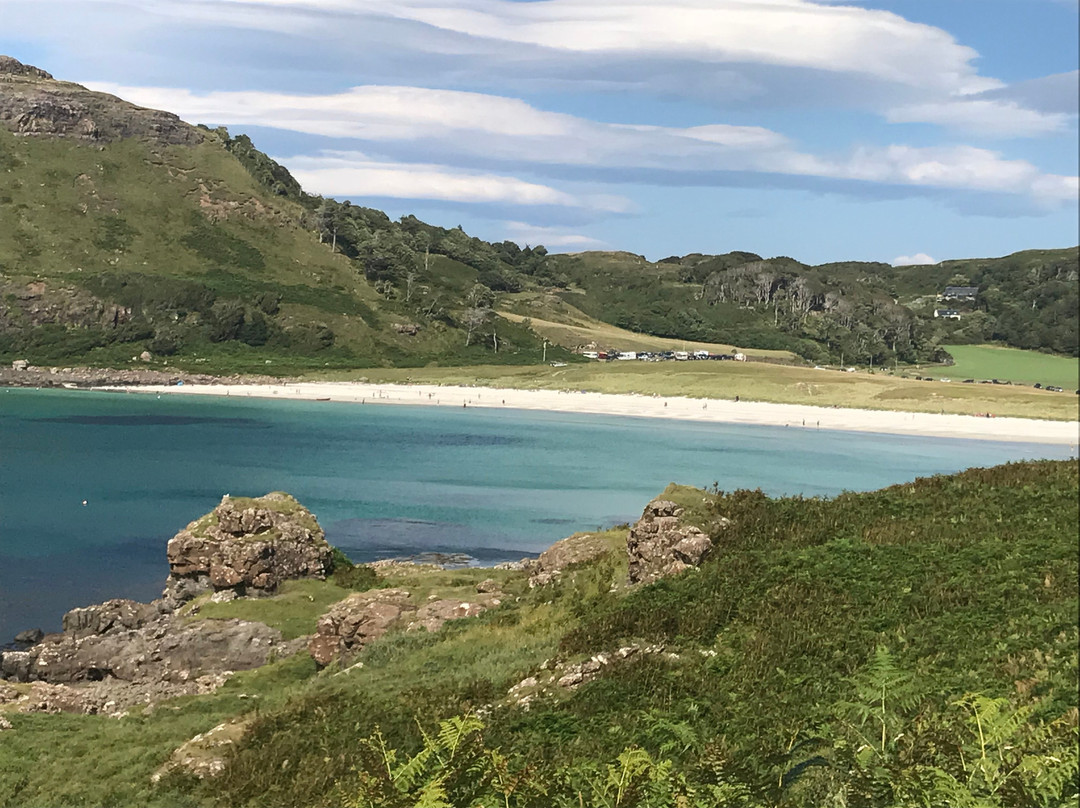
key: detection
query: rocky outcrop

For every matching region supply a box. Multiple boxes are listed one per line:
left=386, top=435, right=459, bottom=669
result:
left=0, top=56, right=202, bottom=144
left=152, top=719, right=251, bottom=782
left=1, top=601, right=291, bottom=690
left=527, top=532, right=614, bottom=587
left=0, top=280, right=132, bottom=334
left=307, top=587, right=503, bottom=667
left=626, top=499, right=717, bottom=585
left=308, top=589, right=415, bottom=666
left=162, top=492, right=333, bottom=608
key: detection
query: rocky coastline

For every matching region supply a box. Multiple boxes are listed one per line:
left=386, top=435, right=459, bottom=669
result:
left=0, top=364, right=278, bottom=389
left=0, top=489, right=713, bottom=765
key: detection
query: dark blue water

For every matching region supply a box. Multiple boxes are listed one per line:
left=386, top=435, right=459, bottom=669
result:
left=1, top=388, right=1072, bottom=639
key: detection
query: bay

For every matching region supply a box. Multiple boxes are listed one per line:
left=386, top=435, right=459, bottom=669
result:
left=0, top=387, right=1072, bottom=640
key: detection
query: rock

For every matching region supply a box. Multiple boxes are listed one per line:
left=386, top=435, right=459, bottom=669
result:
left=0, top=716, right=11, bottom=731
left=8, top=614, right=287, bottom=687
left=152, top=719, right=250, bottom=782
left=12, top=628, right=43, bottom=647
left=406, top=596, right=499, bottom=634
left=475, top=579, right=501, bottom=594
left=163, top=492, right=333, bottom=607
left=308, top=589, right=415, bottom=666
left=11, top=359, right=28, bottom=371
left=392, top=323, right=421, bottom=336
left=139, top=350, right=153, bottom=362
left=0, top=683, right=19, bottom=703
left=627, top=499, right=716, bottom=585
left=62, top=599, right=156, bottom=638
left=0, top=58, right=203, bottom=145
left=528, top=533, right=613, bottom=587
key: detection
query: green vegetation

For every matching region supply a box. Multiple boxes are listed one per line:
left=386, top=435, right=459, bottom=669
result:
left=2, top=461, right=1076, bottom=807
left=1, top=67, right=1076, bottom=377
left=187, top=579, right=364, bottom=640
left=919, top=344, right=1079, bottom=390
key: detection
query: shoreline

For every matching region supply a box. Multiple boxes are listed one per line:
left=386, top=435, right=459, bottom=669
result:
left=97, top=381, right=1080, bottom=446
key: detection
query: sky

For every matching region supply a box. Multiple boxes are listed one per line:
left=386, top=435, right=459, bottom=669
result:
left=1, top=0, right=1077, bottom=265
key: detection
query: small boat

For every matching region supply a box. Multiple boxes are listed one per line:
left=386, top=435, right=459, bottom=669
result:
left=315, top=397, right=331, bottom=401
left=62, top=383, right=78, bottom=389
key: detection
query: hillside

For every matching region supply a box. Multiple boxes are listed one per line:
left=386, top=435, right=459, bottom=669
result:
left=0, top=56, right=567, bottom=373
left=1, top=460, right=1076, bottom=807
left=0, top=55, right=1076, bottom=376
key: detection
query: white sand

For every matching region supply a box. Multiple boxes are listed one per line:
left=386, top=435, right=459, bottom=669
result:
left=98, top=381, right=1080, bottom=446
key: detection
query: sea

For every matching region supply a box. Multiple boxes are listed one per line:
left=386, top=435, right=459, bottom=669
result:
left=1, top=387, right=1073, bottom=641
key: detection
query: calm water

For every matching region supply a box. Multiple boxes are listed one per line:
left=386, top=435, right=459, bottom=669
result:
left=1, top=388, right=1072, bottom=640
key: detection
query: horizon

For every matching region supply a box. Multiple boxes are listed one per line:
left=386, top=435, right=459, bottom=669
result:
left=2, top=0, right=1077, bottom=265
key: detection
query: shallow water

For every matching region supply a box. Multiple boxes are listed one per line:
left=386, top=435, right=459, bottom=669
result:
left=1, top=387, right=1072, bottom=639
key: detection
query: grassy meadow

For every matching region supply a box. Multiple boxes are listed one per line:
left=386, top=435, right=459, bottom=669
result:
left=312, top=359, right=1080, bottom=421
left=920, top=344, right=1079, bottom=390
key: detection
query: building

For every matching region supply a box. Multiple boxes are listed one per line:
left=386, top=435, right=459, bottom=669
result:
left=938, top=286, right=978, bottom=302
left=934, top=309, right=962, bottom=320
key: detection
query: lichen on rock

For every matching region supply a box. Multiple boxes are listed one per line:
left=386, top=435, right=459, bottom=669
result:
left=626, top=498, right=720, bottom=584
left=162, top=492, right=333, bottom=608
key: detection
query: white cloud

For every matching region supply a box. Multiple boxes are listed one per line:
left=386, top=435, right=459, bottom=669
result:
left=86, top=82, right=787, bottom=165
left=502, top=221, right=608, bottom=249
left=183, top=0, right=997, bottom=94
left=283, top=152, right=634, bottom=211
left=886, top=99, right=1070, bottom=137
left=89, top=82, right=1078, bottom=207
left=892, top=253, right=937, bottom=266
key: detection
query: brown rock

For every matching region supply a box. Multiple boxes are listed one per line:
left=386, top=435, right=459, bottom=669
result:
left=162, top=492, right=333, bottom=606
left=529, top=533, right=613, bottom=587
left=308, top=589, right=414, bottom=666
left=627, top=498, right=716, bottom=585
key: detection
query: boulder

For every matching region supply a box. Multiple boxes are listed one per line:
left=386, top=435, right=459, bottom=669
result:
left=163, top=492, right=333, bottom=607
left=626, top=499, right=716, bottom=584
left=5, top=613, right=288, bottom=686
left=308, top=589, right=414, bottom=666
left=528, top=533, right=613, bottom=587
left=152, top=719, right=251, bottom=782
left=12, top=628, right=43, bottom=647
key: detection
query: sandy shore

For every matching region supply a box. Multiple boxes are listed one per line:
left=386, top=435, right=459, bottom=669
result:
left=96, top=381, right=1080, bottom=446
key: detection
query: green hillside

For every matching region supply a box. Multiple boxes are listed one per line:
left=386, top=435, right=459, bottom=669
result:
left=0, top=58, right=569, bottom=373
left=2, top=461, right=1076, bottom=807
left=0, top=55, right=1076, bottom=377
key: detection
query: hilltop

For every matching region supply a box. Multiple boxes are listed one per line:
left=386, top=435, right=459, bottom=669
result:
left=0, top=56, right=1076, bottom=377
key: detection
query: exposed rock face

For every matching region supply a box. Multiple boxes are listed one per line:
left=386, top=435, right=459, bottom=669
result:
left=0, top=55, right=202, bottom=144
left=308, top=589, right=414, bottom=667
left=0, top=55, right=52, bottom=80
left=152, top=719, right=251, bottom=782
left=528, top=532, right=613, bottom=587
left=626, top=499, right=715, bottom=584
left=307, top=588, right=502, bottom=667
left=0, top=280, right=133, bottom=334
left=163, top=492, right=333, bottom=608
left=1, top=601, right=289, bottom=690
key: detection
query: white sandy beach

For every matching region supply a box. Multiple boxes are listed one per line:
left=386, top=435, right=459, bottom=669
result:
left=99, top=381, right=1080, bottom=447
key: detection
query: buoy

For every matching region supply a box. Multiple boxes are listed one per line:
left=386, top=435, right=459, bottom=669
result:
left=81, top=500, right=88, bottom=506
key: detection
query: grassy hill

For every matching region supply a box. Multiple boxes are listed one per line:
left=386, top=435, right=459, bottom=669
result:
left=1, top=55, right=1075, bottom=379
left=2, top=460, right=1076, bottom=807
left=0, top=57, right=567, bottom=373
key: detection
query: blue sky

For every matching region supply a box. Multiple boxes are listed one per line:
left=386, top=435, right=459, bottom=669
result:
left=2, top=0, right=1077, bottom=264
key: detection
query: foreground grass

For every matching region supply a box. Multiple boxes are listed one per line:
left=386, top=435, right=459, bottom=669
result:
left=920, top=344, right=1080, bottom=390
left=307, top=360, right=1080, bottom=420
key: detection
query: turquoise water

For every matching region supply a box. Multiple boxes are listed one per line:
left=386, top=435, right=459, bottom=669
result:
left=1, top=387, right=1073, bottom=640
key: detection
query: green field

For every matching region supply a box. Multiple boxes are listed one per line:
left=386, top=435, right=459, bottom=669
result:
left=921, top=344, right=1079, bottom=390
